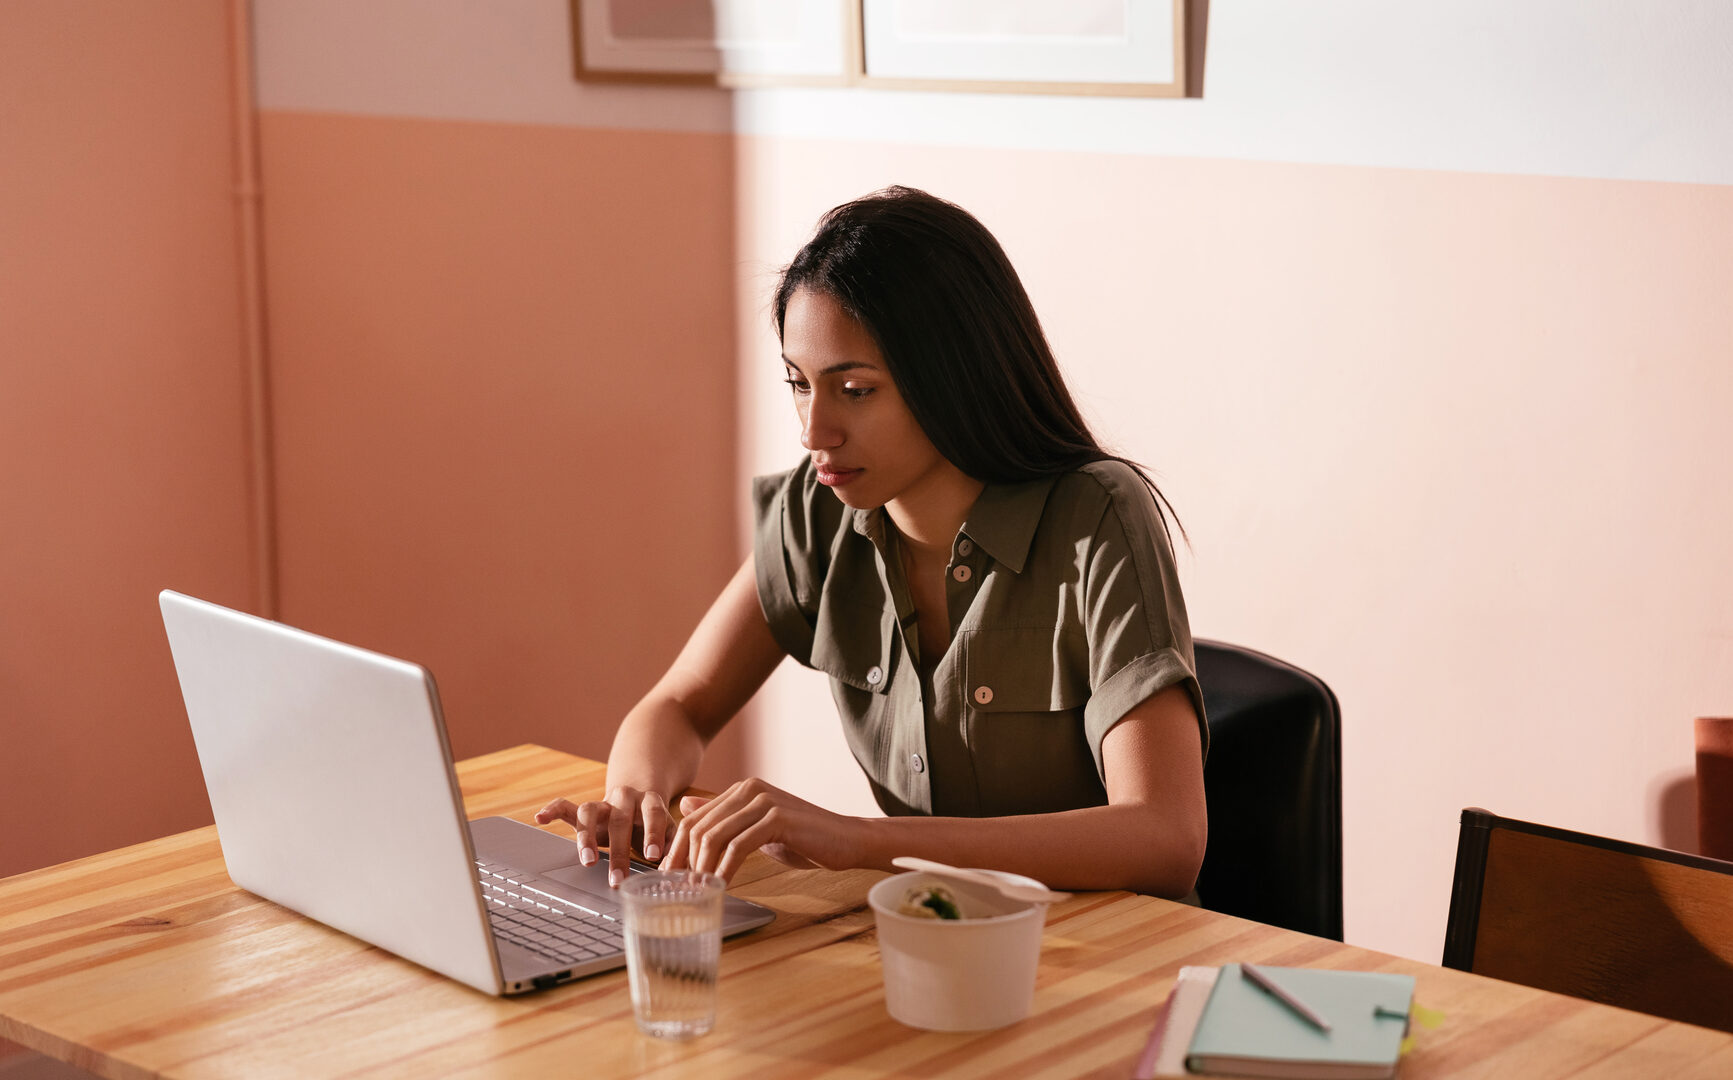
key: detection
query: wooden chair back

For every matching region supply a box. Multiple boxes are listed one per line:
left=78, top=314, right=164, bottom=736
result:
left=1443, top=807, right=1733, bottom=1032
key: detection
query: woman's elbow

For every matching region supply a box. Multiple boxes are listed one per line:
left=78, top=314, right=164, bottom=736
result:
left=1131, top=809, right=1206, bottom=900
left=1174, top=816, right=1209, bottom=897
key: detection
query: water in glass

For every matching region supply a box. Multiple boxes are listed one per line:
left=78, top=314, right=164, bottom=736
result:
left=621, top=873, right=724, bottom=1038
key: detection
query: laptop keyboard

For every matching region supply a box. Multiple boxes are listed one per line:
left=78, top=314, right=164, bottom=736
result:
left=475, top=860, right=625, bottom=965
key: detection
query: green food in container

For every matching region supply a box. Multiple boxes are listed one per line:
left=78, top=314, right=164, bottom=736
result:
left=898, top=884, right=963, bottom=920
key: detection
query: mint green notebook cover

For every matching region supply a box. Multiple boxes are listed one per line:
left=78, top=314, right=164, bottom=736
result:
left=1186, top=965, right=1415, bottom=1072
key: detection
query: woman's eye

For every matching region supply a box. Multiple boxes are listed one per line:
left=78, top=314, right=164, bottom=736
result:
left=843, top=386, right=875, bottom=400
left=783, top=378, right=811, bottom=395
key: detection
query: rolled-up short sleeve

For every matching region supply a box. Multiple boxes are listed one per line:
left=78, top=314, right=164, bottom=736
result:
left=751, top=469, right=810, bottom=664
left=751, top=458, right=850, bottom=667
left=1077, top=471, right=1209, bottom=778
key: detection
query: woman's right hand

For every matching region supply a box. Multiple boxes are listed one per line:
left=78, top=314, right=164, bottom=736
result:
left=534, top=786, right=672, bottom=887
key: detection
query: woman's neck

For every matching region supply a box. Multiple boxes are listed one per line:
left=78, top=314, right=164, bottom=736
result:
left=885, top=466, right=984, bottom=562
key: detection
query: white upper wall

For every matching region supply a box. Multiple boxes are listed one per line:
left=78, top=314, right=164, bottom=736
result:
left=255, top=0, right=1733, bottom=186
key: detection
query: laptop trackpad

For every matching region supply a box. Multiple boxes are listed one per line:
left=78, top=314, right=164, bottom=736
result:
left=538, top=865, right=625, bottom=914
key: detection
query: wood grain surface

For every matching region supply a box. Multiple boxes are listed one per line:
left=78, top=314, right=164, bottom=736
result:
left=1472, top=825, right=1733, bottom=1032
left=2, top=745, right=1730, bottom=1078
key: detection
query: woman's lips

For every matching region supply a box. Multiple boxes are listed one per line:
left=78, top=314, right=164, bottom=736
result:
left=815, top=465, right=862, bottom=487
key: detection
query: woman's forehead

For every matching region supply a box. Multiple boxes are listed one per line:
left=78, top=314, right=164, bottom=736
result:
left=782, top=288, right=884, bottom=375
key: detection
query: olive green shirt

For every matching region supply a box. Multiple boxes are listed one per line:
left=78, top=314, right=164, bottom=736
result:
left=752, top=457, right=1207, bottom=819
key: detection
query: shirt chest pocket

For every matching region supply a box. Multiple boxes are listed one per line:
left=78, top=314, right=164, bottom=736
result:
left=957, top=628, right=1103, bottom=815
left=959, top=627, right=1088, bottom=712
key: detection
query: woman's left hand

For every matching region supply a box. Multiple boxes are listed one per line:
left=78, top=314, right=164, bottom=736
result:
left=662, top=778, right=865, bottom=881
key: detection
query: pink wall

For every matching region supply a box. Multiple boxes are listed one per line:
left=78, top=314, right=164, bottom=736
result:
left=257, top=112, right=746, bottom=784
left=0, top=2, right=748, bottom=910
left=0, top=3, right=254, bottom=1062
left=0, top=1, right=256, bottom=876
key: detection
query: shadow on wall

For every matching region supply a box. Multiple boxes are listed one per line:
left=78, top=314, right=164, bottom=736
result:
left=1653, top=770, right=1697, bottom=854
left=1186, top=0, right=1211, bottom=98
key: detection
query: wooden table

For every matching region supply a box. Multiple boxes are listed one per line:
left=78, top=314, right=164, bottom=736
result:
left=3, top=745, right=1730, bottom=1079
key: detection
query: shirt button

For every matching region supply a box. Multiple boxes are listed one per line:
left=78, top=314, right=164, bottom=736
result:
left=957, top=539, right=974, bottom=557
left=911, top=754, right=925, bottom=773
left=951, top=565, right=972, bottom=583
left=866, top=665, right=883, bottom=686
left=973, top=685, right=994, bottom=706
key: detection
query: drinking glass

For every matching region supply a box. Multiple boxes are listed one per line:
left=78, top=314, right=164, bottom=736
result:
left=619, top=870, right=725, bottom=1038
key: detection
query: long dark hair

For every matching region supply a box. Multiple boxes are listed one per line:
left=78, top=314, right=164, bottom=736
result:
left=773, top=185, right=1183, bottom=543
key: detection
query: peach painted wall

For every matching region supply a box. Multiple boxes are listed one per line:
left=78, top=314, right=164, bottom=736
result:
left=732, top=141, right=1733, bottom=963
left=256, top=112, right=746, bottom=783
left=0, top=1, right=256, bottom=881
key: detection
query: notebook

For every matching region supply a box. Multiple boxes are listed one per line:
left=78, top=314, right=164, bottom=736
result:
left=1133, top=965, right=1221, bottom=1079
left=158, top=589, right=776, bottom=996
left=1182, top=964, right=1415, bottom=1079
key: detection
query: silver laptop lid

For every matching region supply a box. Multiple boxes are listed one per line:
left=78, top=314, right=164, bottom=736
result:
left=159, top=590, right=502, bottom=995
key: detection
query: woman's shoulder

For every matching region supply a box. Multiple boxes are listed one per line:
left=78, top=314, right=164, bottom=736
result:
left=756, top=455, right=846, bottom=513
left=1048, top=458, right=1156, bottom=514
left=1047, top=459, right=1169, bottom=548
left=752, top=456, right=852, bottom=545
left=752, top=455, right=816, bottom=507
left=1070, top=458, right=1148, bottom=498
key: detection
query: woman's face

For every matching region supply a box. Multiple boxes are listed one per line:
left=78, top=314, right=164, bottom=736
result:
left=780, top=287, right=953, bottom=512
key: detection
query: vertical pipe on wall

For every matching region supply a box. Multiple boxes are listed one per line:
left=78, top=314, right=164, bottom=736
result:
left=227, top=0, right=278, bottom=617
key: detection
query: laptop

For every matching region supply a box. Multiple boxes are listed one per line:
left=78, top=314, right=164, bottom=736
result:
left=158, top=589, right=775, bottom=995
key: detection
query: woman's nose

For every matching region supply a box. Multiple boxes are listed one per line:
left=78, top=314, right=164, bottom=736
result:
left=800, top=398, right=842, bottom=451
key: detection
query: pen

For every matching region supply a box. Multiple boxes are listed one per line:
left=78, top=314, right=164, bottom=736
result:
left=1240, top=962, right=1333, bottom=1033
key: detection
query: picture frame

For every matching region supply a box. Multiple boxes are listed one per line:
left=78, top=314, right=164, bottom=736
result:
left=568, top=0, right=1188, bottom=98
left=856, top=0, right=1186, bottom=98
left=569, top=0, right=859, bottom=88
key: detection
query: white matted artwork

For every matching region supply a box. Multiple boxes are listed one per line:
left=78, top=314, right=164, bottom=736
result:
left=859, top=0, right=1184, bottom=97
left=571, top=0, right=856, bottom=85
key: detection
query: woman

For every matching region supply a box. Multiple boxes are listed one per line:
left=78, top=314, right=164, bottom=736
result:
left=536, top=187, right=1207, bottom=898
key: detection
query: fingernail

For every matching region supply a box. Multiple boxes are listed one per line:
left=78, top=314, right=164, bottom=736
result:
left=609, top=868, right=623, bottom=887
left=644, top=844, right=661, bottom=860
left=580, top=847, right=596, bottom=865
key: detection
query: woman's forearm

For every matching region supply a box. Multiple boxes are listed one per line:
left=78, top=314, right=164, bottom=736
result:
left=852, top=803, right=1205, bottom=899
left=604, top=691, right=709, bottom=800
left=604, top=557, right=785, bottom=802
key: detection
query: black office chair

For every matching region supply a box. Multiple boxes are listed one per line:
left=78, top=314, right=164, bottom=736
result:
left=1192, top=640, right=1344, bottom=940
left=1442, top=807, right=1733, bottom=1032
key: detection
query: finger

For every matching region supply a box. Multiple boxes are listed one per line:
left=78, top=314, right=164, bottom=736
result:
left=639, top=791, right=670, bottom=861
left=714, top=813, right=786, bottom=882
left=664, top=791, right=720, bottom=872
left=573, top=801, right=612, bottom=866
left=666, top=782, right=743, bottom=873
left=533, top=797, right=579, bottom=827
left=693, top=794, right=773, bottom=878
left=539, top=797, right=602, bottom=864
left=662, top=813, right=692, bottom=871
left=606, top=793, right=636, bottom=888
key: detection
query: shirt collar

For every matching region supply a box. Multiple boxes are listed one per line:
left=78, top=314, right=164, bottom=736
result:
left=960, top=475, right=1058, bottom=573
left=851, top=506, right=884, bottom=543
left=850, top=474, right=1058, bottom=573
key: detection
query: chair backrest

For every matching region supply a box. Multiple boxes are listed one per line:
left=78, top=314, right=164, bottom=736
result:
left=1443, top=807, right=1733, bottom=1032
left=1193, top=640, right=1343, bottom=940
